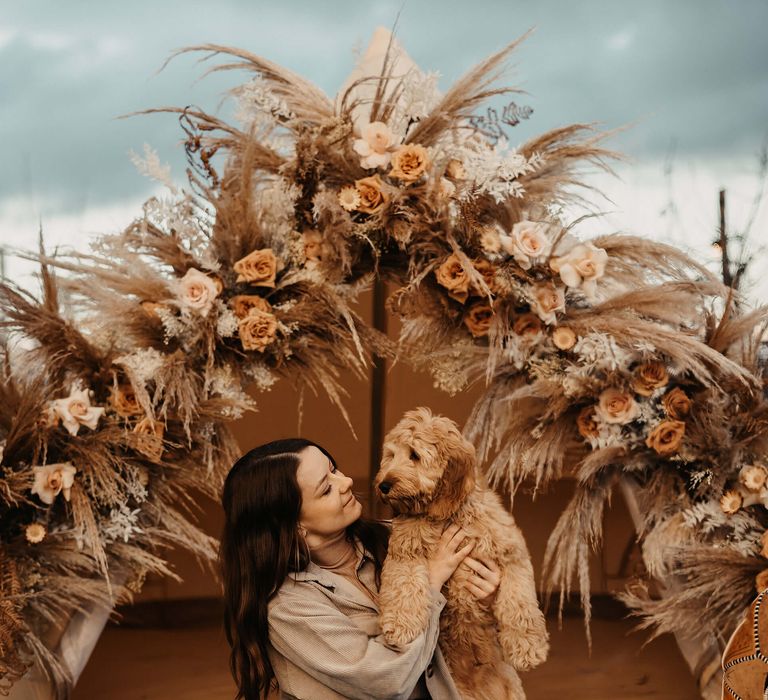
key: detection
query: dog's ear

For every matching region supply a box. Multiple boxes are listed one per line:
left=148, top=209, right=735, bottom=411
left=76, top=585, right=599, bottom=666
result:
left=428, top=425, right=476, bottom=520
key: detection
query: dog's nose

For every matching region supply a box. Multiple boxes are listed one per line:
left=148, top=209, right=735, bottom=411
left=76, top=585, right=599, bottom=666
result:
left=378, top=481, right=392, bottom=494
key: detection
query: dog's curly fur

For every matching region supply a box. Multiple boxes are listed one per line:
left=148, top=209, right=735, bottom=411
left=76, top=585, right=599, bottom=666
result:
left=375, top=408, right=549, bottom=700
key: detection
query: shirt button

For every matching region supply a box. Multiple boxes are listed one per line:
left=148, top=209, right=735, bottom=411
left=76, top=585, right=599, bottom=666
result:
left=426, top=664, right=434, bottom=678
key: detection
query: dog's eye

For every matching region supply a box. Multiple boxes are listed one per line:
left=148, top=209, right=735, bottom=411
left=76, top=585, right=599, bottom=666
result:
left=410, top=449, right=420, bottom=462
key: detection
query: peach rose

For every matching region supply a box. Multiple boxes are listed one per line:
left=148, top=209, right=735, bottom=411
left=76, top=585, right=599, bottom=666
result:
left=302, top=230, right=324, bottom=262
left=435, top=254, right=471, bottom=304
left=355, top=175, right=389, bottom=214
left=471, top=259, right=500, bottom=296
left=177, top=268, right=221, bottom=317
left=234, top=248, right=277, bottom=287
left=463, top=301, right=494, bottom=338
left=512, top=313, right=543, bottom=337
left=550, top=241, right=608, bottom=300
left=632, top=361, right=669, bottom=397
left=719, top=489, right=743, bottom=515
left=501, top=221, right=553, bottom=270
left=238, top=310, right=278, bottom=352
left=662, top=387, right=691, bottom=420
left=445, top=159, right=465, bottom=179
left=338, top=185, right=361, bottom=211
left=51, top=386, right=105, bottom=436
left=389, top=144, right=430, bottom=182
left=595, top=387, right=640, bottom=425
left=576, top=405, right=599, bottom=439
left=740, top=464, right=768, bottom=492
left=531, top=283, right=566, bottom=325
left=230, top=295, right=271, bottom=319
left=756, top=569, right=768, bottom=593
left=25, top=523, right=46, bottom=544
left=645, top=419, right=686, bottom=456
left=110, top=384, right=143, bottom=418
left=760, top=530, right=768, bottom=559
left=353, top=121, right=399, bottom=169
left=31, top=462, right=77, bottom=505
left=552, top=326, right=577, bottom=350
left=134, top=418, right=165, bottom=461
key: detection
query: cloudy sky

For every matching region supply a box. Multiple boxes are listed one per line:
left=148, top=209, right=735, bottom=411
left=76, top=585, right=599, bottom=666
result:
left=1, top=0, right=767, bottom=299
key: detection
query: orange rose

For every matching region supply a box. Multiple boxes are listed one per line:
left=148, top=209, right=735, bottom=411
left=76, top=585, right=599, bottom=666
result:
left=134, top=418, right=165, bottom=462
left=389, top=144, right=430, bottom=182
left=238, top=310, right=278, bottom=352
left=463, top=302, right=494, bottom=338
left=552, top=327, right=577, bottom=350
left=576, top=405, right=599, bottom=439
left=435, top=254, right=471, bottom=304
left=512, top=313, right=543, bottom=336
left=720, top=489, right=742, bottom=515
left=645, top=419, right=686, bottom=456
left=234, top=248, right=277, bottom=286
left=595, top=388, right=640, bottom=425
left=110, top=384, right=143, bottom=418
left=662, top=387, right=691, bottom=419
left=632, top=361, right=669, bottom=396
left=355, top=175, right=389, bottom=214
left=471, top=259, right=500, bottom=295
left=230, top=295, right=271, bottom=319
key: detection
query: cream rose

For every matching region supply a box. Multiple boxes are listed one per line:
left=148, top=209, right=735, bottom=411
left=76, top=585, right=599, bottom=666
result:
left=234, top=248, right=278, bottom=287
left=740, top=464, right=768, bottom=492
left=632, top=361, right=669, bottom=397
left=530, top=283, right=566, bottom=325
left=51, top=386, right=105, bottom=436
left=552, top=326, right=577, bottom=350
left=595, top=387, right=640, bottom=425
left=238, top=310, right=278, bottom=352
left=550, top=241, right=608, bottom=300
left=355, top=175, right=389, bottom=214
left=31, top=462, right=77, bottom=505
left=500, top=221, right=553, bottom=270
left=435, top=254, right=471, bottom=304
left=177, top=268, right=221, bottom=317
left=662, top=387, right=692, bottom=420
left=388, top=144, right=430, bottom=182
left=645, top=419, right=686, bottom=456
left=25, top=523, right=46, bottom=544
left=353, top=121, right=399, bottom=169
left=463, top=302, right=494, bottom=338
left=230, top=295, right=271, bottom=319
left=302, top=230, right=324, bottom=263
left=720, top=489, right=743, bottom=515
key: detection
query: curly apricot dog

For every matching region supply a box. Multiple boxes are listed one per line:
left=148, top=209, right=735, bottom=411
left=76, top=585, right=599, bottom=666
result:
left=375, top=408, right=549, bottom=700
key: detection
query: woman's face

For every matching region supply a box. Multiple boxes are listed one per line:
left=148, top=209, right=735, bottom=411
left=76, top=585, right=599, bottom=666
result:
left=297, top=446, right=362, bottom=541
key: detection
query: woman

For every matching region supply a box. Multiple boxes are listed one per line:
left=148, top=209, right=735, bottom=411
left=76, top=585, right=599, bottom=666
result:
left=220, top=438, right=502, bottom=700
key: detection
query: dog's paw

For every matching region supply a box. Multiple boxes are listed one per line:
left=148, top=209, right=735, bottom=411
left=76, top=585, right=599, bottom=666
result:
left=499, top=620, right=549, bottom=671
left=380, top=617, right=422, bottom=650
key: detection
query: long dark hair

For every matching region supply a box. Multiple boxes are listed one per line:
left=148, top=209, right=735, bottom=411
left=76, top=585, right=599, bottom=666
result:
left=219, top=438, right=389, bottom=700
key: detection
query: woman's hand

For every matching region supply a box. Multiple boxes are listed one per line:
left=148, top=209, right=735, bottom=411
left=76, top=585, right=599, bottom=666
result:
left=463, top=557, right=501, bottom=607
left=426, top=524, right=474, bottom=594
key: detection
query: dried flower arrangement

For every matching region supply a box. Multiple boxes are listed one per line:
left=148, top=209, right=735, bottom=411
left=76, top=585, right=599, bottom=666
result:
left=2, top=26, right=766, bottom=697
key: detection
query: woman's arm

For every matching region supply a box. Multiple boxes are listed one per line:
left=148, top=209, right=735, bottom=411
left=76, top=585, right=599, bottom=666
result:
left=268, top=588, right=445, bottom=700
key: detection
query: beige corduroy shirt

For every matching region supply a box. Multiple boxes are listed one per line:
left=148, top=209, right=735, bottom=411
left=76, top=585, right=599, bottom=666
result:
left=267, top=546, right=462, bottom=700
